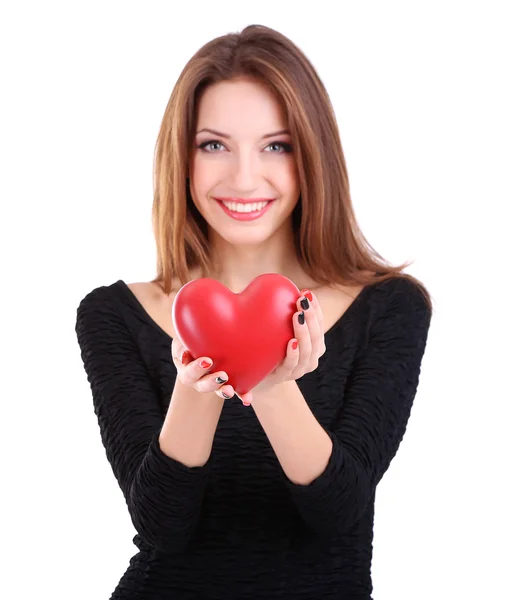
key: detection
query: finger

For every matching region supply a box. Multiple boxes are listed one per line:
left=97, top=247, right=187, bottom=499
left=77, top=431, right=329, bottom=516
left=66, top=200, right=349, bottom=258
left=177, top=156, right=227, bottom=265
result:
left=180, top=357, right=215, bottom=386
left=302, top=290, right=326, bottom=356
left=214, top=384, right=236, bottom=399
left=293, top=309, right=312, bottom=364
left=275, top=336, right=300, bottom=376
left=300, top=295, right=324, bottom=359
left=171, top=337, right=186, bottom=363
left=302, top=289, right=323, bottom=331
left=312, top=292, right=324, bottom=334
left=181, top=350, right=193, bottom=366
left=194, top=371, right=232, bottom=394
left=236, top=390, right=253, bottom=406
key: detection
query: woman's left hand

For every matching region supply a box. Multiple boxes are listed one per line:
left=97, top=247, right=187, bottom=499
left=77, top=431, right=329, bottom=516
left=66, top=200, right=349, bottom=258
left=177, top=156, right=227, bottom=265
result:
left=236, top=289, right=326, bottom=406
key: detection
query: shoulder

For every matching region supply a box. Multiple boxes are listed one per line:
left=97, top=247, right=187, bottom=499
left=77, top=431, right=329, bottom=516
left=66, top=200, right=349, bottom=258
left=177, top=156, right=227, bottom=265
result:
left=75, top=280, right=138, bottom=344
left=367, top=276, right=433, bottom=348
left=77, top=279, right=166, bottom=310
left=374, top=275, right=432, bottom=320
left=75, top=280, right=149, bottom=363
left=76, top=280, right=123, bottom=317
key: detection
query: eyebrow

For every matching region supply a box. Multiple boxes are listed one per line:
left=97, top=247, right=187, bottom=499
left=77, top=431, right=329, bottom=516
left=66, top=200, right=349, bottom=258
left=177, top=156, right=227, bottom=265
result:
left=195, top=128, right=290, bottom=140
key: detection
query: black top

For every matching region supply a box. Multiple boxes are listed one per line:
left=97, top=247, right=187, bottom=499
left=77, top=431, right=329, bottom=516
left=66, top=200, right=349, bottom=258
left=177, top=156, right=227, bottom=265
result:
left=75, top=276, right=432, bottom=600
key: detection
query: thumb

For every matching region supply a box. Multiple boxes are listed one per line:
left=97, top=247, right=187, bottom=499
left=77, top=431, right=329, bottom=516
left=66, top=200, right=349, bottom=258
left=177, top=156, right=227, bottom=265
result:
left=236, top=390, right=253, bottom=406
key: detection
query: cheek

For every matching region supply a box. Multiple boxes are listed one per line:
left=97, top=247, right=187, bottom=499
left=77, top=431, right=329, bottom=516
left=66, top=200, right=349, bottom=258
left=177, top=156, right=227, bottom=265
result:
left=276, top=158, right=299, bottom=187
left=278, top=165, right=300, bottom=200
left=190, top=162, right=217, bottom=204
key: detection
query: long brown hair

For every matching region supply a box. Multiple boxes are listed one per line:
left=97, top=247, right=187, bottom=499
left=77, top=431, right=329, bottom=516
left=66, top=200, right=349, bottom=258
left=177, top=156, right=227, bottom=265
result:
left=150, top=24, right=433, bottom=313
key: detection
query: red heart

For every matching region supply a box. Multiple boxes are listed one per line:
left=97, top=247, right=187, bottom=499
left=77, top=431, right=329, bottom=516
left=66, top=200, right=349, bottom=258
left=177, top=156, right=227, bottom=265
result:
left=172, top=273, right=300, bottom=394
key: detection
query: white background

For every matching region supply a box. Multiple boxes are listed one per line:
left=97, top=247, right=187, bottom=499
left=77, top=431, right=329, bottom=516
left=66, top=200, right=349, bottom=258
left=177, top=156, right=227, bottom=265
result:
left=2, top=1, right=509, bottom=598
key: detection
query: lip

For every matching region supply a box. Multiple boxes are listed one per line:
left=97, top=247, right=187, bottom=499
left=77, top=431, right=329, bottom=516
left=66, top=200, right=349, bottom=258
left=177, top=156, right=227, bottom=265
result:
left=215, top=198, right=274, bottom=221
left=213, top=197, right=275, bottom=204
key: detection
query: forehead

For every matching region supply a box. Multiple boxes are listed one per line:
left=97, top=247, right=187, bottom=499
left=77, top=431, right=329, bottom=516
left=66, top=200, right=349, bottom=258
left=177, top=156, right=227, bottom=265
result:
left=195, top=79, right=288, bottom=134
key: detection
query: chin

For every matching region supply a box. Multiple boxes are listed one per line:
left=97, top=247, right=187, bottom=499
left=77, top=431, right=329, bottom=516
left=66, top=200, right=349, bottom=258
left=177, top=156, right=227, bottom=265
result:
left=215, top=226, right=276, bottom=247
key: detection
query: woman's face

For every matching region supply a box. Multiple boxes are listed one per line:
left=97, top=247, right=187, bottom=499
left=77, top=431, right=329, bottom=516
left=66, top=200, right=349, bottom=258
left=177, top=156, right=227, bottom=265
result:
left=189, top=78, right=300, bottom=247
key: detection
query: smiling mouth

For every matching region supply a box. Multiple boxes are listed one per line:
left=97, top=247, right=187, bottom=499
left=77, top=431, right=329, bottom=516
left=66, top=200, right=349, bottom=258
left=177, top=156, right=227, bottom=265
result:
left=218, top=199, right=271, bottom=213
left=215, top=198, right=275, bottom=221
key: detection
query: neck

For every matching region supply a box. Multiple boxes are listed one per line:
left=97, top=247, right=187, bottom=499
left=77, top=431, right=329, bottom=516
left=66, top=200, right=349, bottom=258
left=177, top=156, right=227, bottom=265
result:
left=205, top=225, right=310, bottom=293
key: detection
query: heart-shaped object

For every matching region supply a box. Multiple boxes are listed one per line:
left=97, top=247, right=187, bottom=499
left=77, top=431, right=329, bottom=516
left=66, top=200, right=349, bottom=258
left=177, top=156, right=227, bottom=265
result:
left=172, top=273, right=301, bottom=394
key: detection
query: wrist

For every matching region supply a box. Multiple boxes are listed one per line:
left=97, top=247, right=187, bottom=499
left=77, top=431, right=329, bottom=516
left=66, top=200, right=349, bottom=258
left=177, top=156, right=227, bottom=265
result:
left=173, top=378, right=225, bottom=411
left=250, top=379, right=297, bottom=406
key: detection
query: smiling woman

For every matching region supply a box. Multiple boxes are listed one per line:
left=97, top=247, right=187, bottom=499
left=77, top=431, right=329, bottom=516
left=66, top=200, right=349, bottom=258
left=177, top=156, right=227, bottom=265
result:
left=189, top=78, right=300, bottom=244
left=149, top=26, right=431, bottom=302
left=75, top=23, right=433, bottom=600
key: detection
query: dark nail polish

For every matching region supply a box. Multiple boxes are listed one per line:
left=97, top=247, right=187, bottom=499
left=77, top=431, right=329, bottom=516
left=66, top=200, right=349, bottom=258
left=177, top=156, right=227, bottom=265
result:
left=300, top=297, right=310, bottom=311
left=215, top=376, right=227, bottom=384
left=222, top=391, right=233, bottom=399
left=298, top=311, right=305, bottom=325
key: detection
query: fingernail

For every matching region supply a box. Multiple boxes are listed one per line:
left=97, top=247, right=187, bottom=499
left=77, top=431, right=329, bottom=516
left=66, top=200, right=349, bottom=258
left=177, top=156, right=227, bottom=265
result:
left=215, top=376, right=227, bottom=384
left=222, top=391, right=233, bottom=399
left=298, top=311, right=305, bottom=325
left=200, top=359, right=213, bottom=369
left=292, top=339, right=298, bottom=350
left=242, top=400, right=251, bottom=407
left=300, top=297, right=310, bottom=311
left=301, top=289, right=313, bottom=302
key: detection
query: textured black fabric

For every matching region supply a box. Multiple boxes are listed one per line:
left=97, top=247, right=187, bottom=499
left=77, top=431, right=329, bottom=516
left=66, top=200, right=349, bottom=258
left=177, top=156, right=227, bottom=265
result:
left=75, top=276, right=432, bottom=599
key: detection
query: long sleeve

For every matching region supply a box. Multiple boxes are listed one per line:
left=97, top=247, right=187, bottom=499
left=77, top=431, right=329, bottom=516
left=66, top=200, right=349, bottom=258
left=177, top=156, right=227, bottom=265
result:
left=75, top=286, right=211, bottom=553
left=285, top=278, right=432, bottom=536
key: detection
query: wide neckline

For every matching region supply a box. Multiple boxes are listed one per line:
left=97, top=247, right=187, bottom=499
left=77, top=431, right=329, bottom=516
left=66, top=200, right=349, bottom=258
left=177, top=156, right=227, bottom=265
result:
left=114, top=279, right=374, bottom=344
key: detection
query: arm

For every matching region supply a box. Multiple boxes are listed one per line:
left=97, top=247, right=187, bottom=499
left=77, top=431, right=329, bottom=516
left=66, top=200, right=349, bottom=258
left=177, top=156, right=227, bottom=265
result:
left=251, top=279, right=432, bottom=536
left=75, top=287, right=222, bottom=553
left=251, top=380, right=332, bottom=485
left=159, top=376, right=224, bottom=468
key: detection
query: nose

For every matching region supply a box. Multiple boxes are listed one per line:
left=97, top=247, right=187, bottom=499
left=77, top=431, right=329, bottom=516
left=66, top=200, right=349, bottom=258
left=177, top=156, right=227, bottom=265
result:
left=228, top=150, right=260, bottom=193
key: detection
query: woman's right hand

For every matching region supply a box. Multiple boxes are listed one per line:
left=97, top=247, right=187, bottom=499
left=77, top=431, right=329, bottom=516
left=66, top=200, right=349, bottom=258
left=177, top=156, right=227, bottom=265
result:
left=171, top=336, right=235, bottom=400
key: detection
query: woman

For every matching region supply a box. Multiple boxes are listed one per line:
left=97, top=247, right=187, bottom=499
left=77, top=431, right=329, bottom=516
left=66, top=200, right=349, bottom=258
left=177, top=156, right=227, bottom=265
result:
left=76, top=24, right=433, bottom=600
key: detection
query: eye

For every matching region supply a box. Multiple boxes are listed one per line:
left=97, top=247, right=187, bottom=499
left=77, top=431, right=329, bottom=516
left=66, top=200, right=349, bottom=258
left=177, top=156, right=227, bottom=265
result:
left=264, top=141, right=293, bottom=153
left=197, top=140, right=225, bottom=152
left=196, top=140, right=293, bottom=153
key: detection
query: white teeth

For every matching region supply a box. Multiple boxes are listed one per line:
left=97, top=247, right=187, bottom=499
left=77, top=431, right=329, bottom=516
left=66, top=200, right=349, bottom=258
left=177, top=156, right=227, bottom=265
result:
left=221, top=201, right=269, bottom=213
